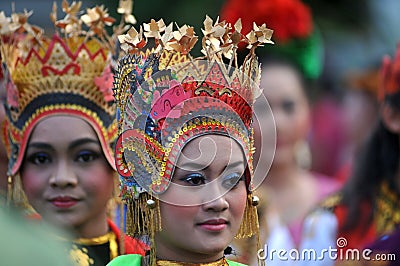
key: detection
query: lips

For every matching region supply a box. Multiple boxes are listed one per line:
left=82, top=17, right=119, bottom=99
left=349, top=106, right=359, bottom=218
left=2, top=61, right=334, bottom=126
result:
left=50, top=196, right=78, bottom=208
left=198, top=219, right=228, bottom=232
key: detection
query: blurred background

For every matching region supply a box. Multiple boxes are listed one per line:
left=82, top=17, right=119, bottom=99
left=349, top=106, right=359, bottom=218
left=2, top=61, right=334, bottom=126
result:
left=1, top=0, right=400, bottom=178
left=2, top=0, right=399, bottom=88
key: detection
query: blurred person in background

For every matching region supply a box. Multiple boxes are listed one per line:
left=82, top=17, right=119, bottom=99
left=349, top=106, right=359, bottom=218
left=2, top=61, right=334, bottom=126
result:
left=334, top=68, right=380, bottom=184
left=252, top=58, right=340, bottom=266
left=301, top=44, right=400, bottom=266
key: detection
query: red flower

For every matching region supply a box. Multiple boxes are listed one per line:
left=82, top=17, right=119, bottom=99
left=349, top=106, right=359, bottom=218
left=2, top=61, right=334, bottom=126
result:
left=220, top=0, right=312, bottom=44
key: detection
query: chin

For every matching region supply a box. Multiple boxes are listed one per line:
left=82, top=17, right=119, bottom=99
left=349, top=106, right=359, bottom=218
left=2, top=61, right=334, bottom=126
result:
left=198, top=239, right=229, bottom=255
left=44, top=213, right=80, bottom=230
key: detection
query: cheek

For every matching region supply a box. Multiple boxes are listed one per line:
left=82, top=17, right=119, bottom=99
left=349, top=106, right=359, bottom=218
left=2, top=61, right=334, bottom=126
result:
left=80, top=165, right=115, bottom=196
left=160, top=203, right=198, bottom=230
left=227, top=183, right=247, bottom=223
left=279, top=107, right=310, bottom=141
left=20, top=167, right=48, bottom=199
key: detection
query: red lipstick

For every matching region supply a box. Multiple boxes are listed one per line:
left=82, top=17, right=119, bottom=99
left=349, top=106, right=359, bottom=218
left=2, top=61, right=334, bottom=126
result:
left=50, top=196, right=78, bottom=208
left=198, top=219, right=228, bottom=232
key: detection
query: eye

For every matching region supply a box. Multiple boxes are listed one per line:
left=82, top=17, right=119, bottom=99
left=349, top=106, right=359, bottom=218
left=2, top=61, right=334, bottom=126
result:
left=179, top=173, right=206, bottom=186
left=221, top=173, right=243, bottom=189
left=281, top=99, right=295, bottom=114
left=75, top=150, right=99, bottom=163
left=27, top=152, right=51, bottom=165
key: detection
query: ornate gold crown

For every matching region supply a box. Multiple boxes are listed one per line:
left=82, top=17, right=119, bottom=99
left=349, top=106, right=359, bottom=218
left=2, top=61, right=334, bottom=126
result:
left=0, top=0, right=136, bottom=176
left=114, top=16, right=273, bottom=197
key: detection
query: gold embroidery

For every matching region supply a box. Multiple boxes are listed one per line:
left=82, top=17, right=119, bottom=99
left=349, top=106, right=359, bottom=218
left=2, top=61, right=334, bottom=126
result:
left=74, top=231, right=119, bottom=261
left=75, top=231, right=115, bottom=245
left=375, top=182, right=400, bottom=235
left=320, top=193, right=342, bottom=210
left=69, top=244, right=94, bottom=266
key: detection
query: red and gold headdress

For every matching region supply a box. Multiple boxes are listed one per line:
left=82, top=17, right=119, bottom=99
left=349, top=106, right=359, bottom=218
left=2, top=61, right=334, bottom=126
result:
left=113, top=16, right=273, bottom=263
left=379, top=44, right=400, bottom=102
left=0, top=0, right=135, bottom=179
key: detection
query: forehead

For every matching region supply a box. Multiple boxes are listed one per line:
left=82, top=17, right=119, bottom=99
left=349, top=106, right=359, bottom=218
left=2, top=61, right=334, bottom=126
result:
left=262, top=65, right=304, bottom=98
left=29, top=115, right=97, bottom=143
left=177, top=134, right=245, bottom=166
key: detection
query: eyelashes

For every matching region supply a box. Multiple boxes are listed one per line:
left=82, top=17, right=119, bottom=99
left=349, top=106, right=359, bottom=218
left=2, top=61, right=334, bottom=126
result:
left=25, top=150, right=100, bottom=166
left=75, top=150, right=100, bottom=163
left=26, top=152, right=51, bottom=165
left=178, top=172, right=244, bottom=189
left=179, top=173, right=205, bottom=186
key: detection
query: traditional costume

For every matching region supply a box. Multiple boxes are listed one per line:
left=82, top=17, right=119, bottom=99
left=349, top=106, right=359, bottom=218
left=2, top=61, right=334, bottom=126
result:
left=108, top=15, right=274, bottom=266
left=0, top=1, right=147, bottom=265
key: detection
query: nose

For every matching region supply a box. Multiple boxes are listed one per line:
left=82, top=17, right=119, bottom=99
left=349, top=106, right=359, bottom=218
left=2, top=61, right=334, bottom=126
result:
left=49, top=160, right=78, bottom=188
left=201, top=182, right=229, bottom=212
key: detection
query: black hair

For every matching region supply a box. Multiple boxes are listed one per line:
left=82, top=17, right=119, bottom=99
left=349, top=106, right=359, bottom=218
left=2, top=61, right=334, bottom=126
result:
left=341, top=91, right=400, bottom=231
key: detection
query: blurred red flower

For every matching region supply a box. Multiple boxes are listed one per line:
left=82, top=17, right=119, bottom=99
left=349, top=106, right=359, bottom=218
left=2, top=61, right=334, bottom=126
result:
left=220, top=0, right=313, bottom=44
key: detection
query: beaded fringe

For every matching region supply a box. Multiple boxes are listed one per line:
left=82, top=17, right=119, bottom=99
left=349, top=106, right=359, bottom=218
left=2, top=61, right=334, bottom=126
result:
left=234, top=193, right=264, bottom=266
left=126, top=193, right=161, bottom=266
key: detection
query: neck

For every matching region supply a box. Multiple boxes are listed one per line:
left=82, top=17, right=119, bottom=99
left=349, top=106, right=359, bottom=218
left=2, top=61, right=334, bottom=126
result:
left=74, top=212, right=109, bottom=239
left=265, top=162, right=301, bottom=189
left=155, top=235, right=225, bottom=264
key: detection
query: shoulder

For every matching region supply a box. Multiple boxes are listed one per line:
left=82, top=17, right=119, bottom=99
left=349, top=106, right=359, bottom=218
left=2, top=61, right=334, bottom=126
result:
left=107, top=254, right=142, bottom=266
left=107, top=219, right=149, bottom=255
left=227, top=259, right=247, bottom=266
left=312, top=172, right=342, bottom=199
left=319, top=192, right=342, bottom=211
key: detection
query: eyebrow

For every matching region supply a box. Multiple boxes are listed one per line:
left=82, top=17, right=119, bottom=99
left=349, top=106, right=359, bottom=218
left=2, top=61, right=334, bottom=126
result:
left=68, top=138, right=100, bottom=150
left=27, top=138, right=100, bottom=152
left=177, top=160, right=246, bottom=171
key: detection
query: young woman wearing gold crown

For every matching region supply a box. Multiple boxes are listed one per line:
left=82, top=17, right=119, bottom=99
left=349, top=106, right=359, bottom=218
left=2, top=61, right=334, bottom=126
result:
left=107, top=16, right=274, bottom=266
left=0, top=1, right=147, bottom=265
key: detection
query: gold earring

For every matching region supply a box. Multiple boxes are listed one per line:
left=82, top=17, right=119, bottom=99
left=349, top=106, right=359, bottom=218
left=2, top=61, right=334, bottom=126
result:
left=251, top=195, right=260, bottom=206
left=146, top=199, right=156, bottom=209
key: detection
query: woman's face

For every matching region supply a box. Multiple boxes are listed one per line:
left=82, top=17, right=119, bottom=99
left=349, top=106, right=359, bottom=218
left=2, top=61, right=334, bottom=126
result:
left=156, top=135, right=247, bottom=262
left=21, top=116, right=114, bottom=235
left=259, top=64, right=310, bottom=167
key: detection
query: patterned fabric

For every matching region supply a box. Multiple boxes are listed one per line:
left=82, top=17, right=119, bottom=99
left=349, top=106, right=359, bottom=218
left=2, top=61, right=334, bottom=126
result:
left=320, top=182, right=400, bottom=251
left=67, top=219, right=148, bottom=266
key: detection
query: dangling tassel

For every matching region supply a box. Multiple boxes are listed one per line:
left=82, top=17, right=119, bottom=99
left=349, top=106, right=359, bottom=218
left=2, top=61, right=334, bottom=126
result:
left=235, top=193, right=259, bottom=238
left=119, top=201, right=125, bottom=255
left=125, top=192, right=161, bottom=266
left=234, top=193, right=265, bottom=266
